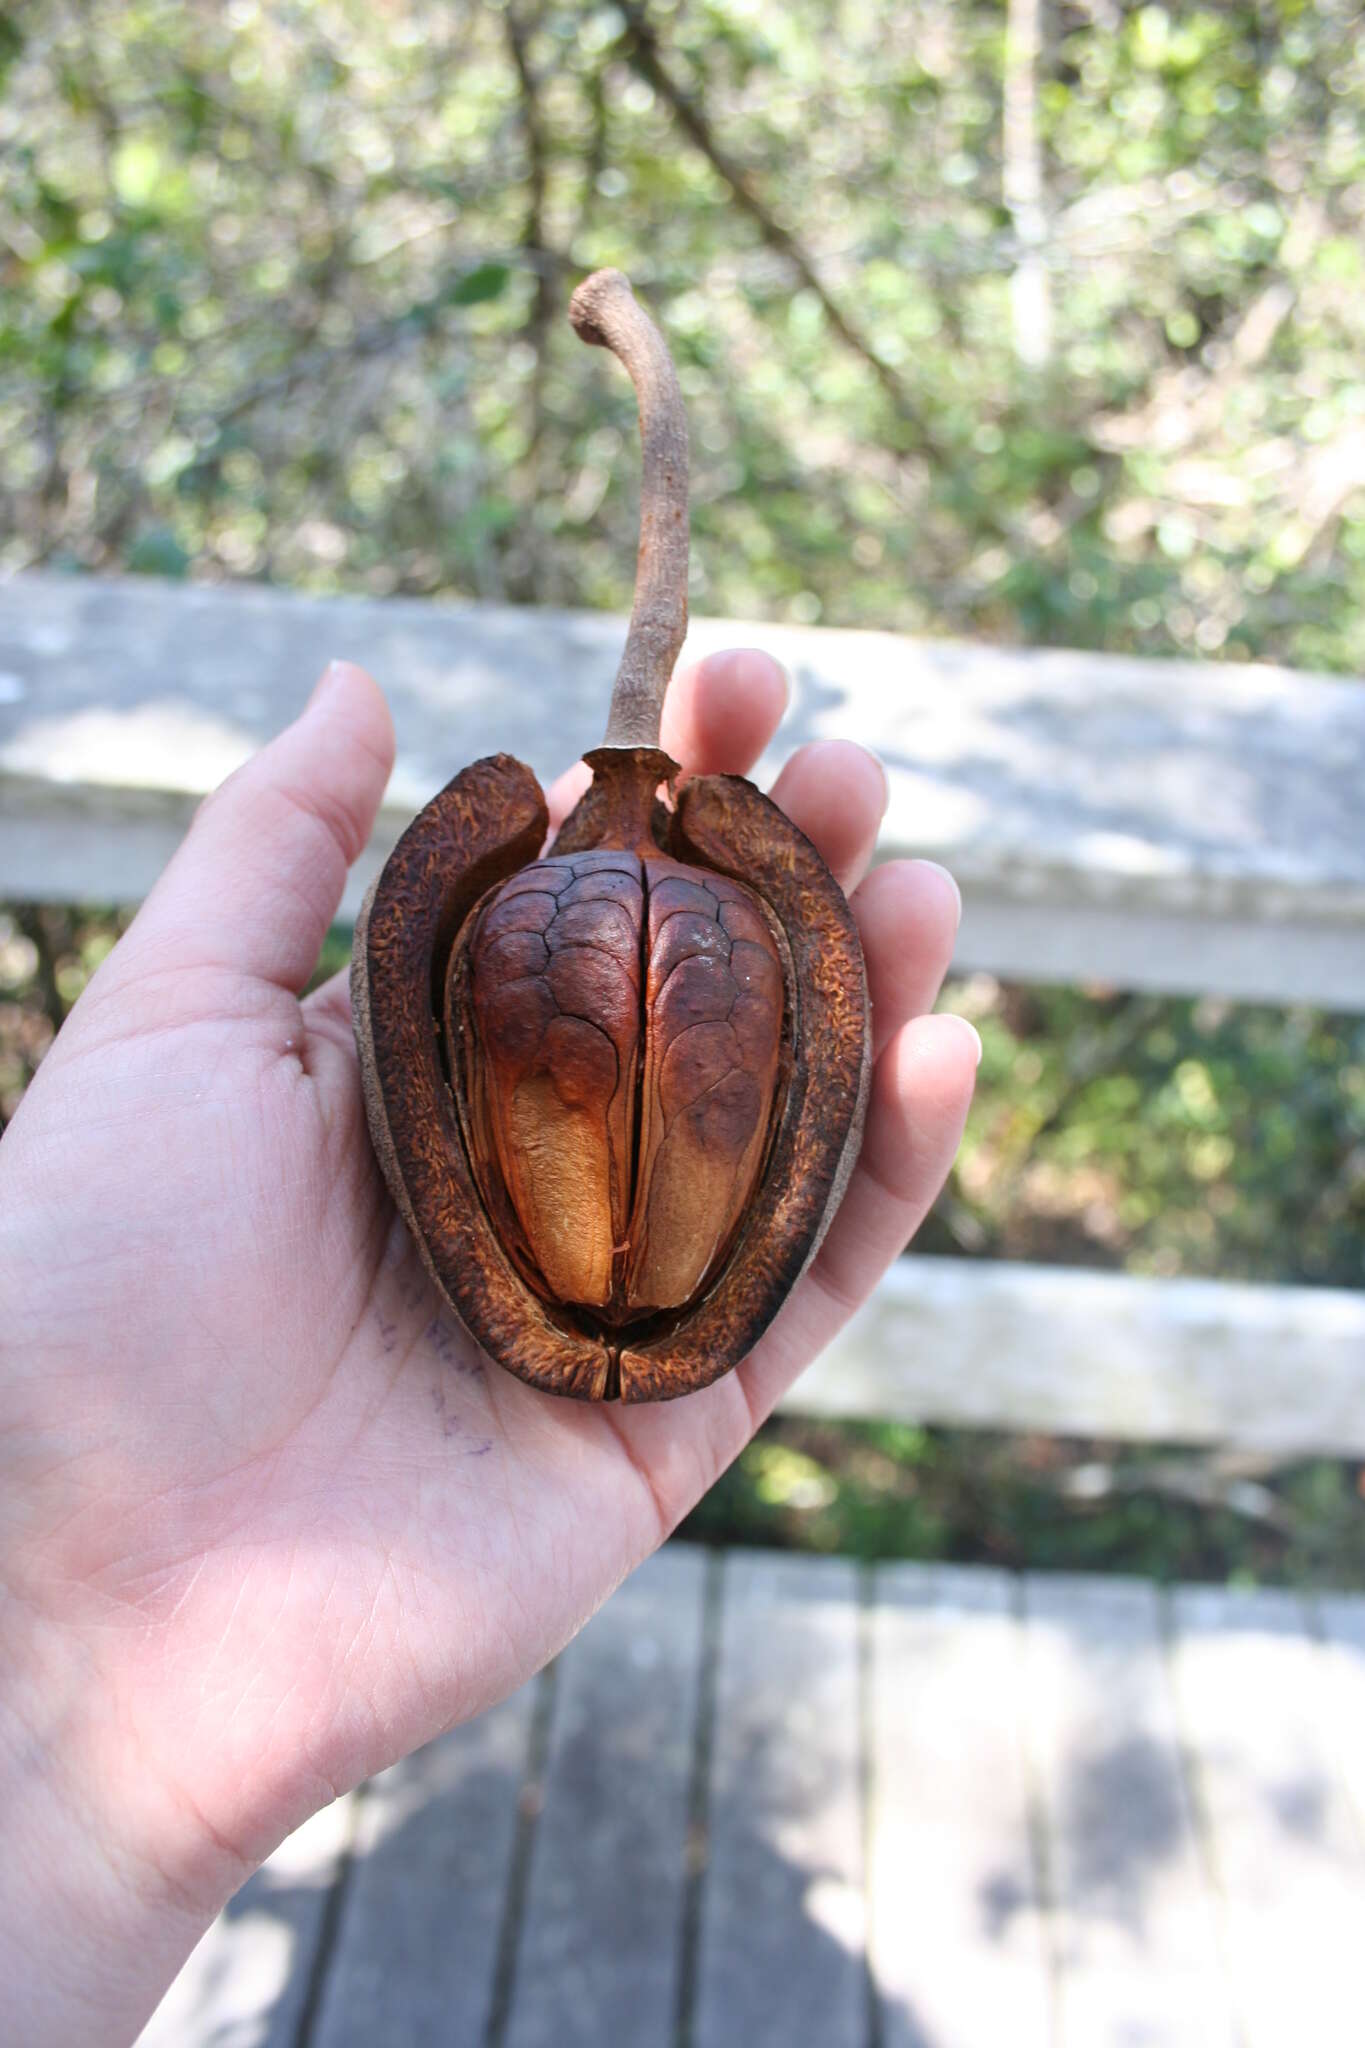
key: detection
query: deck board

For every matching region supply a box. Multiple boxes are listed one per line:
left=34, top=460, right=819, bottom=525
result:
left=309, top=1685, right=537, bottom=2048
left=693, top=1552, right=866, bottom=2048
left=1169, top=1586, right=1365, bottom=2048
left=138, top=1550, right=1365, bottom=2048
left=869, top=1565, right=1050, bottom=2048
left=799, top=1256, right=1365, bottom=1456
left=1022, top=1574, right=1233, bottom=2048
left=501, top=1545, right=706, bottom=2048
left=1313, top=1592, right=1365, bottom=1841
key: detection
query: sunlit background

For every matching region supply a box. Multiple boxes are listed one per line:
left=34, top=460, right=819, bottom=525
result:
left=2, top=0, right=1364, bottom=1579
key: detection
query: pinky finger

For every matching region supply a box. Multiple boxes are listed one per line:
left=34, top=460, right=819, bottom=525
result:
left=736, top=1010, right=980, bottom=1427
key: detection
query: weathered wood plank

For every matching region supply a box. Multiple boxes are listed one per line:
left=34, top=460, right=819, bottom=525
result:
left=693, top=1552, right=865, bottom=2048
left=870, top=1565, right=1050, bottom=2048
left=1313, top=1592, right=1365, bottom=1840
left=1168, top=1586, right=1365, bottom=2048
left=1022, top=1574, right=1232, bottom=2047
left=310, top=1685, right=537, bottom=2048
left=793, top=1255, right=1365, bottom=1455
left=3, top=572, right=1362, bottom=1005
left=137, top=1793, right=352, bottom=2048
left=954, top=894, right=1365, bottom=1014
left=138, top=1558, right=1365, bottom=2048
left=501, top=1545, right=706, bottom=2048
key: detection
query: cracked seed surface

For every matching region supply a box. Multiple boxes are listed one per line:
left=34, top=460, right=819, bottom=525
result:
left=467, top=848, right=785, bottom=1321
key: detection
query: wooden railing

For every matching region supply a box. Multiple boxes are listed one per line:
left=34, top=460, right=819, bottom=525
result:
left=4, top=571, right=1363, bottom=1450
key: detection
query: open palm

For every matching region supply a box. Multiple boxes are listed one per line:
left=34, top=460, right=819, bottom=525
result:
left=0, top=650, right=975, bottom=2042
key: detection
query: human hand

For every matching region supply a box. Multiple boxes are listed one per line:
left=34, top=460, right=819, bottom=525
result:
left=0, top=650, right=976, bottom=2043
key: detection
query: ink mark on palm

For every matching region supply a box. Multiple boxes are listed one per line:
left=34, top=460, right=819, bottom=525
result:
left=425, top=1313, right=484, bottom=1379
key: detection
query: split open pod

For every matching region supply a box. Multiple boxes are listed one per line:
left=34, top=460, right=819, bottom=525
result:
left=352, top=270, right=870, bottom=1401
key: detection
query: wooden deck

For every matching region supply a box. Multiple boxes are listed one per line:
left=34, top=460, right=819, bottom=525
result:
left=139, top=1544, right=1365, bottom=2048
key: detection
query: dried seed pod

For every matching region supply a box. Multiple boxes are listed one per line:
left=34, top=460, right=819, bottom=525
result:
left=352, top=270, right=871, bottom=1401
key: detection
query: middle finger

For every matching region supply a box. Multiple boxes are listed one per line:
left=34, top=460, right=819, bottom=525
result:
left=766, top=738, right=889, bottom=896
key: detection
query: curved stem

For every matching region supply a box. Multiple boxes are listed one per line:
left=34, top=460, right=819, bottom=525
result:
left=569, top=269, right=689, bottom=750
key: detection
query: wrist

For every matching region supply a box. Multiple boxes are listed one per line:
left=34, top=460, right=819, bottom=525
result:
left=0, top=1588, right=245, bottom=2046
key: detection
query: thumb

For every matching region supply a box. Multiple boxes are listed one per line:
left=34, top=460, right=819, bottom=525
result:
left=120, top=659, right=395, bottom=994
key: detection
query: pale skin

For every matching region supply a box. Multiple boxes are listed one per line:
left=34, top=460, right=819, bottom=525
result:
left=0, top=648, right=978, bottom=2045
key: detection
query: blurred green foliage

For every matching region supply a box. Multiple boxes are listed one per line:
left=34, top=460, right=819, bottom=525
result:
left=2, top=0, right=1365, bottom=670
left=680, top=1417, right=1365, bottom=1587
left=939, top=978, right=1365, bottom=1288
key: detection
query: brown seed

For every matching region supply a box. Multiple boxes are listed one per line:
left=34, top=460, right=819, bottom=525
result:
left=352, top=271, right=870, bottom=1402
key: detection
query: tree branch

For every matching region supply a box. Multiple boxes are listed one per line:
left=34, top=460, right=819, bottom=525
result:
left=504, top=0, right=556, bottom=472
left=1003, top=0, right=1051, bottom=369
left=615, top=0, right=941, bottom=449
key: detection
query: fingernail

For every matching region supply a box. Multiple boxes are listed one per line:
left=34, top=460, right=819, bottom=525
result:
left=915, top=859, right=962, bottom=931
left=704, top=646, right=791, bottom=713
left=308, top=658, right=352, bottom=709
left=766, top=652, right=793, bottom=714
left=946, top=1013, right=983, bottom=1066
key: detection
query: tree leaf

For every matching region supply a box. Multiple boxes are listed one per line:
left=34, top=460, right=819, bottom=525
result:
left=445, top=261, right=511, bottom=307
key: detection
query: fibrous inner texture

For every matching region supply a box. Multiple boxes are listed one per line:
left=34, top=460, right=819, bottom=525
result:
left=465, top=847, right=784, bottom=1323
